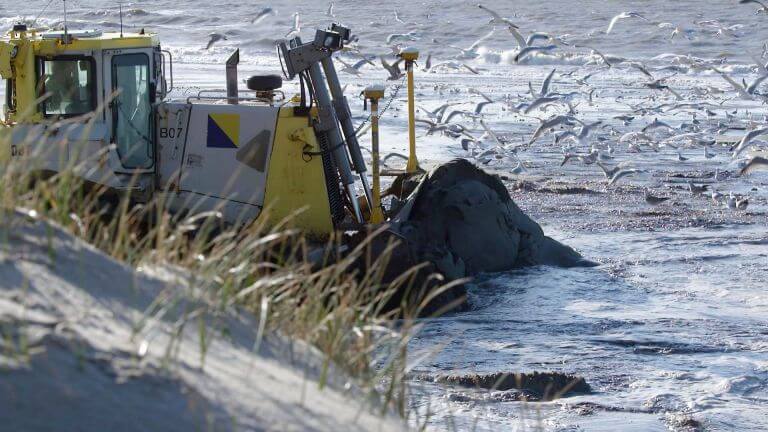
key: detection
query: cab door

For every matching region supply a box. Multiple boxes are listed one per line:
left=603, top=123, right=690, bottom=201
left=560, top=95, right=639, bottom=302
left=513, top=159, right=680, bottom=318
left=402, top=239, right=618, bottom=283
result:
left=103, top=49, right=155, bottom=172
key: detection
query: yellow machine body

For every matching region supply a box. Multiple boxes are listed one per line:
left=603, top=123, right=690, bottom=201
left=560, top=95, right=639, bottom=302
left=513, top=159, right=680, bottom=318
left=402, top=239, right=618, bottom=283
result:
left=0, top=27, right=339, bottom=238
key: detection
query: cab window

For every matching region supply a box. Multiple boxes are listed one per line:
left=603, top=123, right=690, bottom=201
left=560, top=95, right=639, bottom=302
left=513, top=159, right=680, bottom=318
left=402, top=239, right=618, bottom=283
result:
left=38, top=57, right=95, bottom=117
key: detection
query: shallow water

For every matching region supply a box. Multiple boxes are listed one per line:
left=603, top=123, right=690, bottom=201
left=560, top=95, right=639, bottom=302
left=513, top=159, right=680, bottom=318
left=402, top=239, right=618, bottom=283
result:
left=3, top=1, right=768, bottom=430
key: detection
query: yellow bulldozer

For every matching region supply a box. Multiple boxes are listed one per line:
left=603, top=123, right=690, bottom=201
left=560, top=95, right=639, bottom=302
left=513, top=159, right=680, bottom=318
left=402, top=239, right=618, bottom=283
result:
left=0, top=22, right=421, bottom=237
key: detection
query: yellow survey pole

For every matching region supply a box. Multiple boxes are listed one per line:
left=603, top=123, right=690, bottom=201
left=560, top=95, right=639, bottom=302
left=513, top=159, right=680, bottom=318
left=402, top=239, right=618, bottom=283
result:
left=399, top=48, right=420, bottom=173
left=364, top=85, right=386, bottom=224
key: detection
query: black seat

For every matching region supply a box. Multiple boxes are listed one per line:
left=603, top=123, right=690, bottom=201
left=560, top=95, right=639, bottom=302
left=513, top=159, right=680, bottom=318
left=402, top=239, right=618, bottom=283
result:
left=246, top=75, right=282, bottom=92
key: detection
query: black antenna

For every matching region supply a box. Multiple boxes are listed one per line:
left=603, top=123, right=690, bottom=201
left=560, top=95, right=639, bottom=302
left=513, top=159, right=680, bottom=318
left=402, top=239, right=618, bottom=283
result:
left=63, top=0, right=68, bottom=42
left=119, top=2, right=124, bottom=38
left=31, top=0, right=56, bottom=29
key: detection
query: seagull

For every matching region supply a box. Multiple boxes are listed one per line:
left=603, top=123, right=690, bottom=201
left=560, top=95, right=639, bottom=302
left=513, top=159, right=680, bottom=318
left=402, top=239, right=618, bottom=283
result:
left=206, top=32, right=227, bottom=50
left=736, top=196, right=749, bottom=210
left=644, top=79, right=683, bottom=100
left=740, top=0, right=768, bottom=14
left=628, top=61, right=654, bottom=80
left=555, top=121, right=602, bottom=147
left=529, top=115, right=576, bottom=144
left=511, top=161, right=526, bottom=174
left=514, top=45, right=557, bottom=62
left=561, top=149, right=599, bottom=166
left=731, top=127, right=768, bottom=158
left=479, top=119, right=506, bottom=147
left=711, top=190, right=724, bottom=205
left=285, top=13, right=301, bottom=39
left=688, top=182, right=710, bottom=195
left=380, top=56, right=405, bottom=80
left=422, top=54, right=433, bottom=72
left=252, top=7, right=274, bottom=24
left=446, top=28, right=496, bottom=59
left=575, top=45, right=613, bottom=68
left=415, top=119, right=474, bottom=139
left=386, top=31, right=419, bottom=44
left=394, top=9, right=406, bottom=24
left=473, top=92, right=496, bottom=115
left=596, top=161, right=629, bottom=178
left=527, top=32, right=570, bottom=47
left=642, top=118, right=676, bottom=133
left=606, top=11, right=648, bottom=34
left=418, top=102, right=460, bottom=123
left=538, top=68, right=557, bottom=97
left=645, top=190, right=671, bottom=205
left=712, top=68, right=760, bottom=99
left=336, top=58, right=374, bottom=76
left=523, top=96, right=569, bottom=114
left=478, top=4, right=519, bottom=30
left=608, top=168, right=644, bottom=186
left=463, top=63, right=481, bottom=74
left=677, top=151, right=689, bottom=161
left=739, top=156, right=768, bottom=174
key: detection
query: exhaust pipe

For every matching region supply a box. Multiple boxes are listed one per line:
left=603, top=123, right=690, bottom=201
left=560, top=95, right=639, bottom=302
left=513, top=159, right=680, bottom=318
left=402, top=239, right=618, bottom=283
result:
left=226, top=49, right=240, bottom=104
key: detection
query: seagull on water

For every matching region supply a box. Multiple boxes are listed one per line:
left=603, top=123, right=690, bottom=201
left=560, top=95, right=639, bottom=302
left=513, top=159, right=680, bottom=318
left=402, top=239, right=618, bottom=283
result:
left=645, top=190, right=671, bottom=205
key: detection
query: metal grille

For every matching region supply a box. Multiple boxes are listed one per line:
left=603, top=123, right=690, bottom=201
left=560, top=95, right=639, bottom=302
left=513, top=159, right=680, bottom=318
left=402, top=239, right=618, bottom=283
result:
left=315, top=132, right=346, bottom=224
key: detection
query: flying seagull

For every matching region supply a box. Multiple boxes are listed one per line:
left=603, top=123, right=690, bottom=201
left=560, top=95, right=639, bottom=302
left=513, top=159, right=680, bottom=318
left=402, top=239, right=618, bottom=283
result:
left=606, top=11, right=648, bottom=34
left=336, top=58, right=374, bottom=76
left=740, top=156, right=768, bottom=175
left=206, top=32, right=227, bottom=50
left=529, top=115, right=576, bottom=144
left=514, top=45, right=556, bottom=63
left=478, top=4, right=519, bottom=30
left=608, top=168, right=644, bottom=186
left=731, top=127, right=768, bottom=158
left=285, top=12, right=301, bottom=39
left=446, top=28, right=496, bottom=59
left=740, top=0, right=768, bottom=14
left=252, top=7, right=274, bottom=24
left=380, top=56, right=405, bottom=80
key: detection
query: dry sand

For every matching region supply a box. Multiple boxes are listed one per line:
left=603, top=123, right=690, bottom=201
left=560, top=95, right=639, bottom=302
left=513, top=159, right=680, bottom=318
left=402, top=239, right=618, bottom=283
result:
left=0, top=211, right=405, bottom=431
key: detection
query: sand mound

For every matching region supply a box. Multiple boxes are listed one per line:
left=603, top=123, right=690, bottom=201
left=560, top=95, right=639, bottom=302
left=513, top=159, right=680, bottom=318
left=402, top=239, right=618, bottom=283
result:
left=393, top=159, right=595, bottom=278
left=0, top=211, right=403, bottom=431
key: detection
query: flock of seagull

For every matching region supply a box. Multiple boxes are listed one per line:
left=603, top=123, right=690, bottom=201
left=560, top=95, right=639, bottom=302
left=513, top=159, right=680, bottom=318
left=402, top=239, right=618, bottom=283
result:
left=203, top=2, right=768, bottom=212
